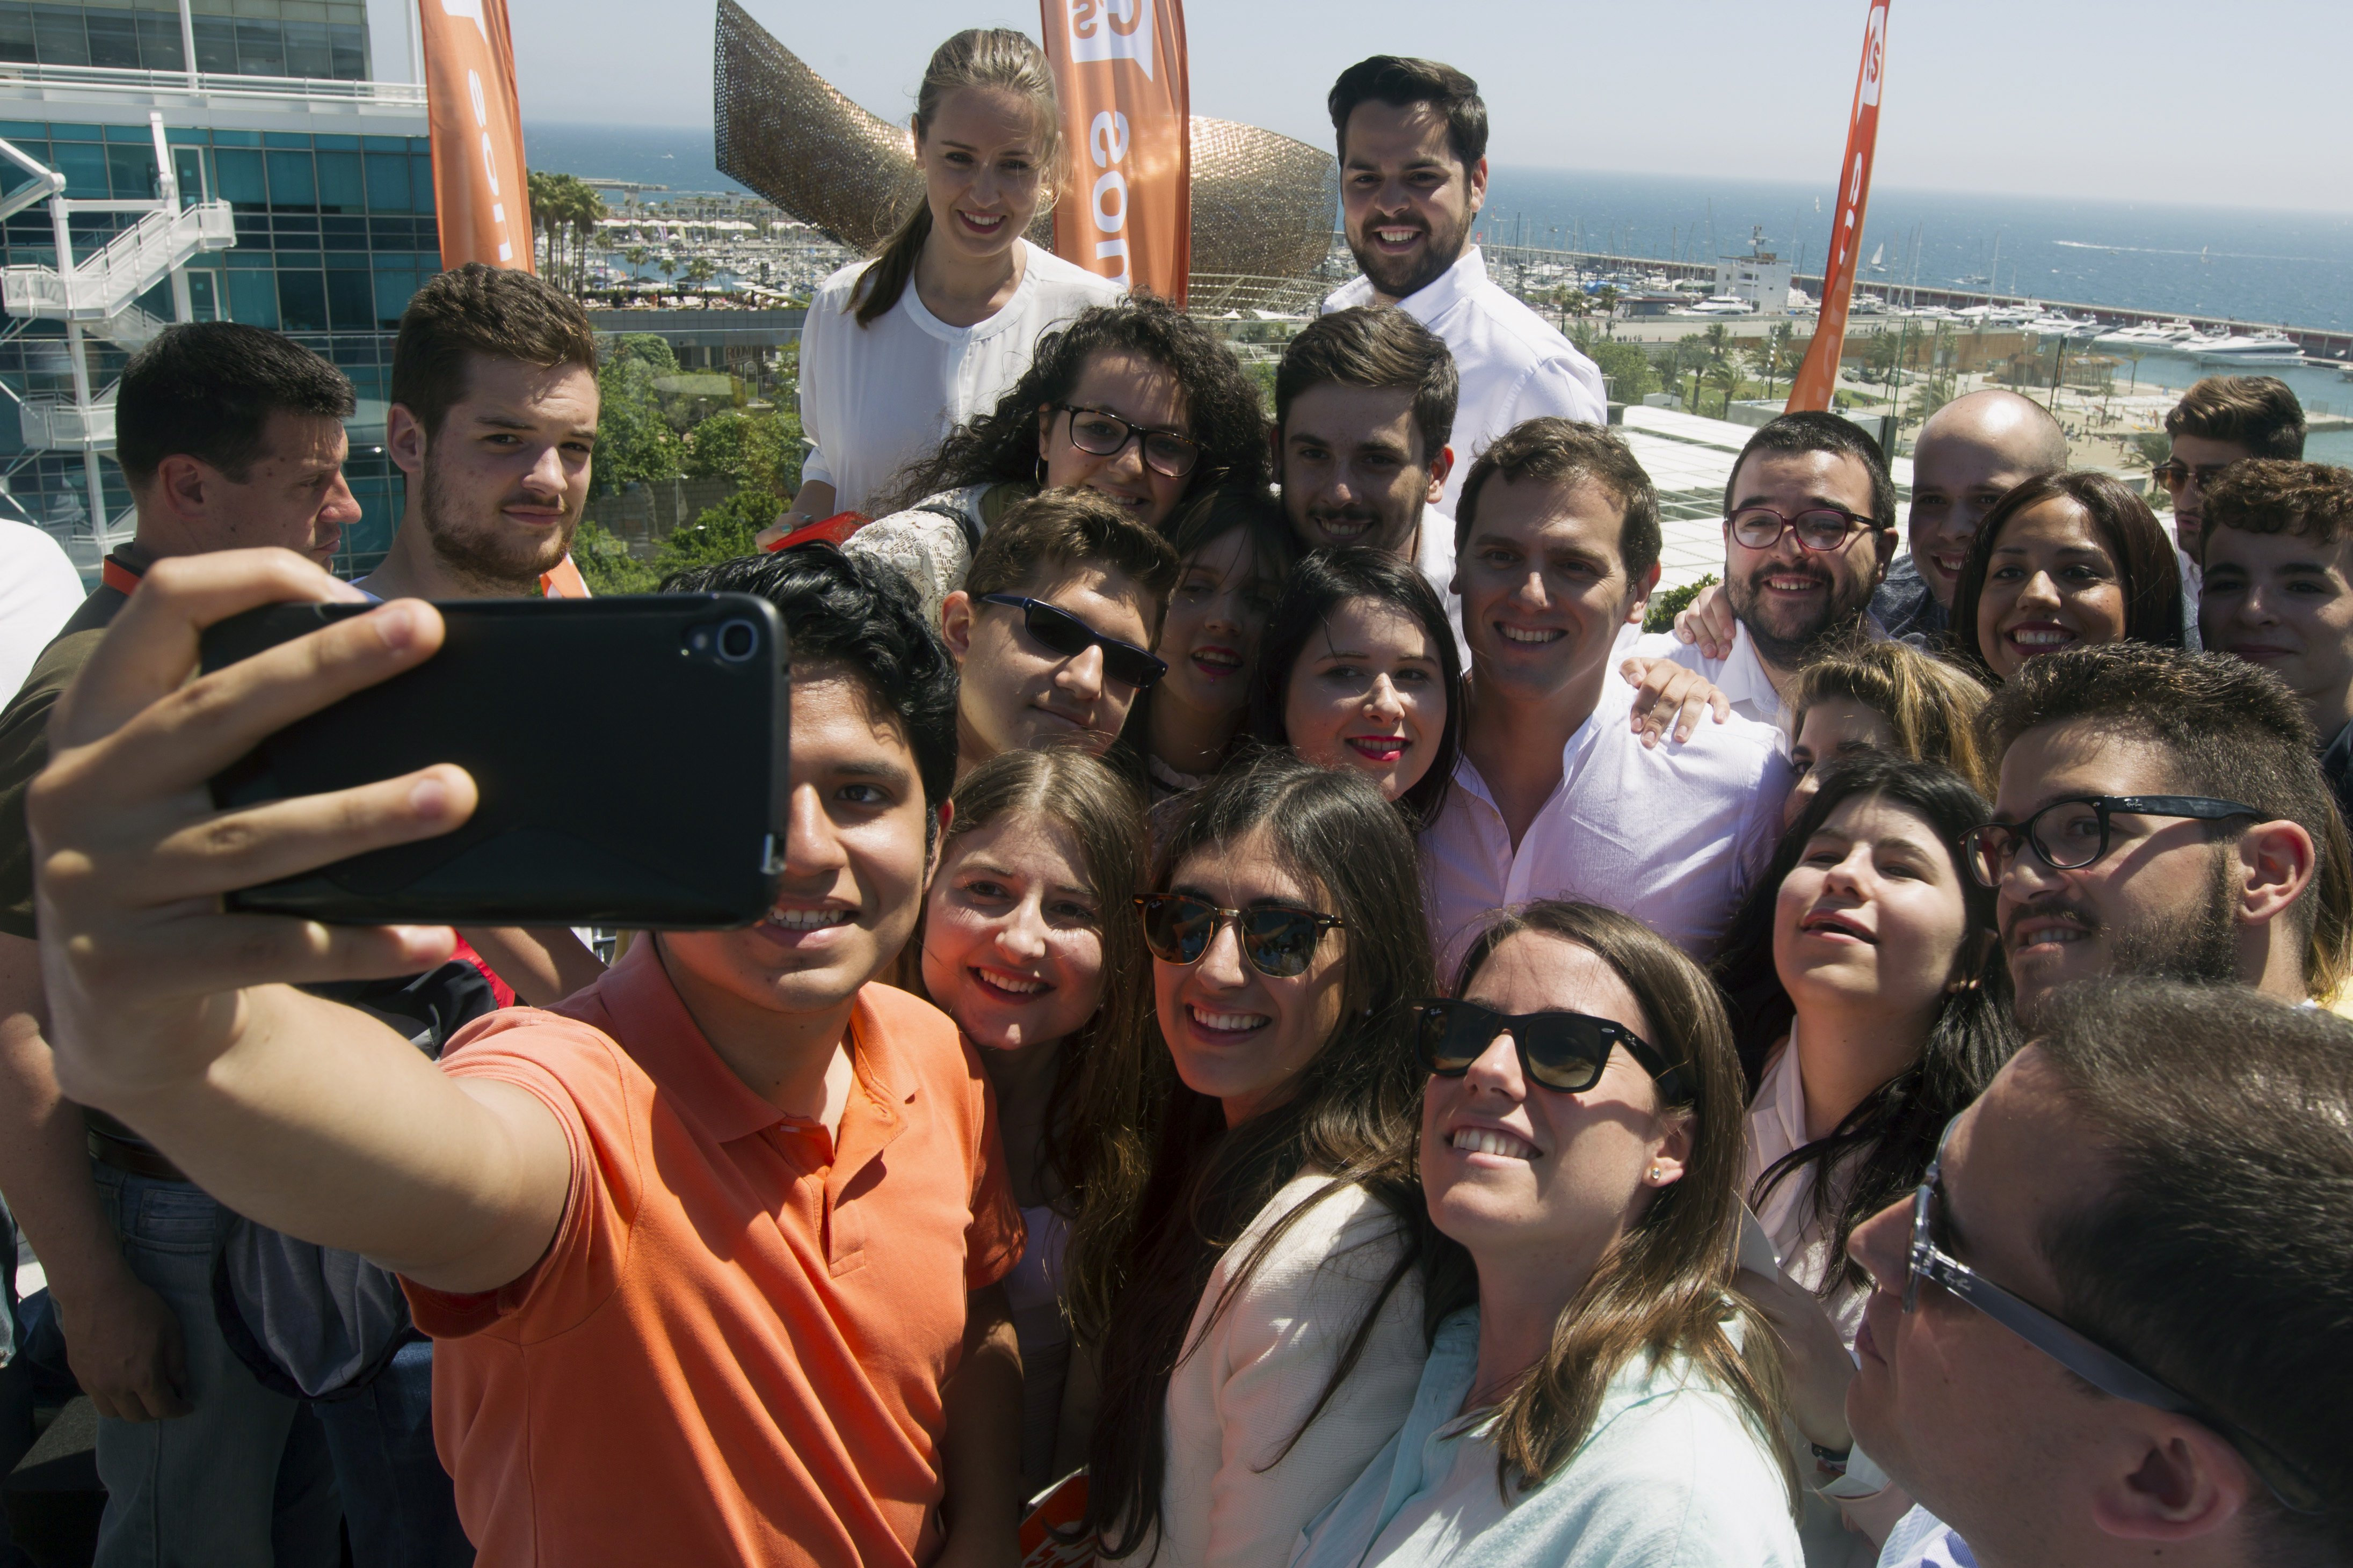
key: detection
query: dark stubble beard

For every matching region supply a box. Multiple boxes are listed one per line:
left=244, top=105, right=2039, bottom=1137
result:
left=1725, top=561, right=1877, bottom=671
left=420, top=450, right=576, bottom=595
left=1348, top=206, right=1472, bottom=302
left=2107, top=847, right=2243, bottom=988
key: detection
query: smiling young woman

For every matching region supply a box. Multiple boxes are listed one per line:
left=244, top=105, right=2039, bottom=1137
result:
left=1250, top=548, right=1464, bottom=830
left=1065, top=750, right=1436, bottom=1568
left=917, top=747, right=1152, bottom=1499
left=1950, top=471, right=2183, bottom=684
left=1288, top=900, right=1801, bottom=1568
left=781, top=31, right=1123, bottom=528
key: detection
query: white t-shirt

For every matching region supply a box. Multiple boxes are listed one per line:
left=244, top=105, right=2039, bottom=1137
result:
left=798, top=239, right=1123, bottom=515
left=0, top=521, right=84, bottom=701
left=1626, top=619, right=1792, bottom=734
left=1153, top=1172, right=1427, bottom=1568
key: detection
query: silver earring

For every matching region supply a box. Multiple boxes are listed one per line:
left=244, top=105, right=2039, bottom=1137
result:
left=1647, top=1164, right=1661, bottom=1182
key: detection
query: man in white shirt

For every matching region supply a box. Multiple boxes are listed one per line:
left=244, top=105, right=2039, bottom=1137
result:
left=1275, top=305, right=1463, bottom=646
left=1319, top=56, right=1603, bottom=513
left=1843, top=979, right=2347, bottom=1568
left=1625, top=411, right=1898, bottom=730
left=1422, top=418, right=1789, bottom=967
left=0, top=518, right=84, bottom=699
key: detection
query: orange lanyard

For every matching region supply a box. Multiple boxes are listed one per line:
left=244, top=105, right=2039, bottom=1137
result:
left=99, top=556, right=143, bottom=596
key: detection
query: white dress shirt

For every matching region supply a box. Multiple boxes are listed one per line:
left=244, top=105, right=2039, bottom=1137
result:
left=0, top=520, right=84, bottom=701
left=798, top=240, right=1122, bottom=515
left=1410, top=508, right=1470, bottom=669
left=1420, top=670, right=1792, bottom=969
left=1323, top=247, right=1607, bottom=515
left=1628, top=619, right=1791, bottom=733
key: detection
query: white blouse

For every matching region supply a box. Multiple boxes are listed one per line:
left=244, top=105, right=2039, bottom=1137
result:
left=1152, top=1171, right=1428, bottom=1568
left=1742, top=1029, right=1869, bottom=1344
left=797, top=239, right=1122, bottom=516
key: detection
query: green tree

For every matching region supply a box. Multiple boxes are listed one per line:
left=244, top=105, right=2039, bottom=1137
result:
left=570, top=519, right=659, bottom=594
left=683, top=256, right=718, bottom=307
left=1643, top=574, right=1717, bottom=634
left=1585, top=340, right=1658, bottom=406
left=592, top=335, right=685, bottom=493
left=652, top=488, right=780, bottom=580
left=1702, top=322, right=1733, bottom=364
left=684, top=405, right=802, bottom=498
left=1704, top=358, right=1744, bottom=418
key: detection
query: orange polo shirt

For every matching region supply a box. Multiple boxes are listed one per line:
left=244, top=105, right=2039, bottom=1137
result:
left=403, top=939, right=1023, bottom=1567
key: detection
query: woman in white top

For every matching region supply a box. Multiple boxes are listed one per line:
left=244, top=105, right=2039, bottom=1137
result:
left=1291, top=900, right=1802, bottom=1568
left=846, top=296, right=1270, bottom=625
left=1065, top=750, right=1436, bottom=1568
left=1711, top=753, right=2017, bottom=1563
left=770, top=28, right=1123, bottom=529
left=917, top=748, right=1152, bottom=1501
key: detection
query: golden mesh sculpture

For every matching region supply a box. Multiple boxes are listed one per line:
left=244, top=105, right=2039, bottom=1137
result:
left=713, top=0, right=1339, bottom=311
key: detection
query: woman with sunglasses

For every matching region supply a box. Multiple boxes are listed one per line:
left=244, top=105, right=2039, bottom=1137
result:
left=835, top=297, right=1268, bottom=625
left=1249, top=549, right=1463, bottom=830
left=917, top=748, right=1153, bottom=1500
left=1290, top=900, right=1800, bottom=1568
left=1950, top=472, right=2183, bottom=685
left=1712, top=754, right=2018, bottom=1559
left=1066, top=751, right=1435, bottom=1568
left=779, top=31, right=1122, bottom=529
left=1123, top=485, right=1299, bottom=813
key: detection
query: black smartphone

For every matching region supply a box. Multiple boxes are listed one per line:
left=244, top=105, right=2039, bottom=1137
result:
left=200, top=593, right=788, bottom=928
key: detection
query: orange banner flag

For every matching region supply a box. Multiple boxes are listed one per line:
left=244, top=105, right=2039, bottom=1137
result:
left=420, top=0, right=533, bottom=273
left=1786, top=0, right=1890, bottom=413
left=1041, top=0, right=1190, bottom=303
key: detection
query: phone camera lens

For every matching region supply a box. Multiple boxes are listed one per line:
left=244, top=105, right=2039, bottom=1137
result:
left=716, top=619, right=759, bottom=662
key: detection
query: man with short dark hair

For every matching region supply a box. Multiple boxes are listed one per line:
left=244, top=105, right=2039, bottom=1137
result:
left=0, top=322, right=360, bottom=1565
left=1320, top=56, right=1602, bottom=514
left=941, top=486, right=1179, bottom=772
left=2158, top=373, right=2306, bottom=561
left=1420, top=417, right=1789, bottom=962
left=2200, top=460, right=2353, bottom=822
left=1846, top=978, right=2351, bottom=1568
left=27, top=544, right=1026, bottom=1565
left=1628, top=410, right=1898, bottom=728
left=1972, top=643, right=2346, bottom=1024
left=358, top=261, right=600, bottom=601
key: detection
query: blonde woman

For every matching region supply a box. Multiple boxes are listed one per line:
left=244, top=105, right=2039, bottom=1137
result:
left=1783, top=640, right=1993, bottom=824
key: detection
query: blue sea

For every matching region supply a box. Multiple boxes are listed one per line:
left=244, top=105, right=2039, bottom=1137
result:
left=525, top=122, right=2353, bottom=334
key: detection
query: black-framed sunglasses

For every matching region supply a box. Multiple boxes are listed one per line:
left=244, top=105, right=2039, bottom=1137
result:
left=1962, top=794, right=2258, bottom=889
left=1056, top=403, right=1203, bottom=480
left=1903, top=1120, right=2322, bottom=1514
left=1727, top=504, right=1878, bottom=553
left=1134, top=893, right=1342, bottom=979
left=1411, top=1000, right=1688, bottom=1102
left=2151, top=459, right=2235, bottom=492
left=979, top=594, right=1167, bottom=690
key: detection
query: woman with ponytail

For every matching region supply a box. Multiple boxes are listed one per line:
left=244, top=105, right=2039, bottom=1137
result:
left=778, top=28, right=1122, bottom=527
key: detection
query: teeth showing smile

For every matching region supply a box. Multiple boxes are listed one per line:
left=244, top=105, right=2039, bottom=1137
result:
left=1347, top=736, right=1407, bottom=762
left=1193, top=648, right=1242, bottom=669
left=1189, top=1005, right=1267, bottom=1034
left=1499, top=625, right=1562, bottom=644
left=962, top=212, right=1004, bottom=230
left=2008, top=626, right=2074, bottom=648
left=1451, top=1126, right=1539, bottom=1161
left=1764, top=574, right=1824, bottom=593
left=975, top=968, right=1048, bottom=996
left=766, top=906, right=853, bottom=930
left=2011, top=921, right=2090, bottom=952
left=1375, top=227, right=1421, bottom=245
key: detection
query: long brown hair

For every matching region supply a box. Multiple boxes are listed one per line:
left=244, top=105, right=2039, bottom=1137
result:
left=1066, top=750, right=1434, bottom=1556
left=1432, top=902, right=1797, bottom=1501
left=935, top=748, right=1152, bottom=1205
left=1950, top=471, right=2183, bottom=677
left=851, top=29, right=1062, bottom=327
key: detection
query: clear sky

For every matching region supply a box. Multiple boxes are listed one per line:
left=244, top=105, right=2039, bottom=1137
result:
left=375, top=0, right=2353, bottom=213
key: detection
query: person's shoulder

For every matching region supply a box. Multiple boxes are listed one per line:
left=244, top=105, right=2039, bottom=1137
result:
left=1021, top=240, right=1124, bottom=303
left=0, top=522, right=79, bottom=594
left=0, top=623, right=107, bottom=741
left=440, top=1001, right=638, bottom=1102
left=807, top=257, right=878, bottom=320
left=1462, top=274, right=1583, bottom=360
left=1228, top=1173, right=1414, bottom=1295
left=859, top=980, right=985, bottom=1089
left=1626, top=628, right=1712, bottom=674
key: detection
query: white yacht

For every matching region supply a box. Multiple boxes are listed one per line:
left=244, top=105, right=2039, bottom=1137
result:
left=2191, top=330, right=2304, bottom=363
left=1672, top=295, right=1757, bottom=317
left=2097, top=319, right=2197, bottom=348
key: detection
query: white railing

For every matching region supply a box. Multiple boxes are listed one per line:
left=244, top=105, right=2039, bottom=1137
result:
left=0, top=199, right=232, bottom=320
left=0, top=61, right=426, bottom=108
left=18, top=390, right=115, bottom=449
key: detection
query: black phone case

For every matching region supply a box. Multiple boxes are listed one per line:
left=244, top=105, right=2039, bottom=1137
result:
left=201, top=593, right=788, bottom=928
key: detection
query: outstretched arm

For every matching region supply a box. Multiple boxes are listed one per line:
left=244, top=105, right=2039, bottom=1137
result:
left=29, top=549, right=571, bottom=1295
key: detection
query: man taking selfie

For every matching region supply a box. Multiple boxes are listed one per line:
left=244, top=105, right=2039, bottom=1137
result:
left=26, top=544, right=1025, bottom=1566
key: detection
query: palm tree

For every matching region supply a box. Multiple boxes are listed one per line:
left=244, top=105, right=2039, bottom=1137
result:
left=684, top=256, right=717, bottom=308
left=1703, top=322, right=1733, bottom=364
left=656, top=254, right=678, bottom=307
left=1704, top=358, right=1743, bottom=419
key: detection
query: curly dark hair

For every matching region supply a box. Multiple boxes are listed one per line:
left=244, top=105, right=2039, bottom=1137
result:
left=877, top=295, right=1267, bottom=514
left=664, top=544, right=960, bottom=807
left=2199, top=458, right=2353, bottom=559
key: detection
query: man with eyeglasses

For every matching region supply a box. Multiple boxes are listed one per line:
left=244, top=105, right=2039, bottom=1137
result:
left=940, top=487, right=1179, bottom=775
left=1624, top=411, right=1899, bottom=729
left=1842, top=978, right=2348, bottom=1568
left=1970, top=642, right=2344, bottom=1024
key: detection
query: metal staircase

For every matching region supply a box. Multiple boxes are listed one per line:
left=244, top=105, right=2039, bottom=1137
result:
left=0, top=111, right=236, bottom=548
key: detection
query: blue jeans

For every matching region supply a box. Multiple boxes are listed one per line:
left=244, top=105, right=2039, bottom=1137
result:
left=90, top=1165, right=341, bottom=1568
left=312, top=1337, right=471, bottom=1567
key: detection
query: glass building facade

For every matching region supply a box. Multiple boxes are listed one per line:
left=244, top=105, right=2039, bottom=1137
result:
left=0, top=2, right=427, bottom=576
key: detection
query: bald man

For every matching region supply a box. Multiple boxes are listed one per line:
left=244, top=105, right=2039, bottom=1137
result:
left=1870, top=389, right=2069, bottom=643
left=1669, top=389, right=2066, bottom=657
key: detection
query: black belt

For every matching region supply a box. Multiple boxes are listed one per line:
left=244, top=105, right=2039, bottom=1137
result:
left=86, top=1128, right=190, bottom=1184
